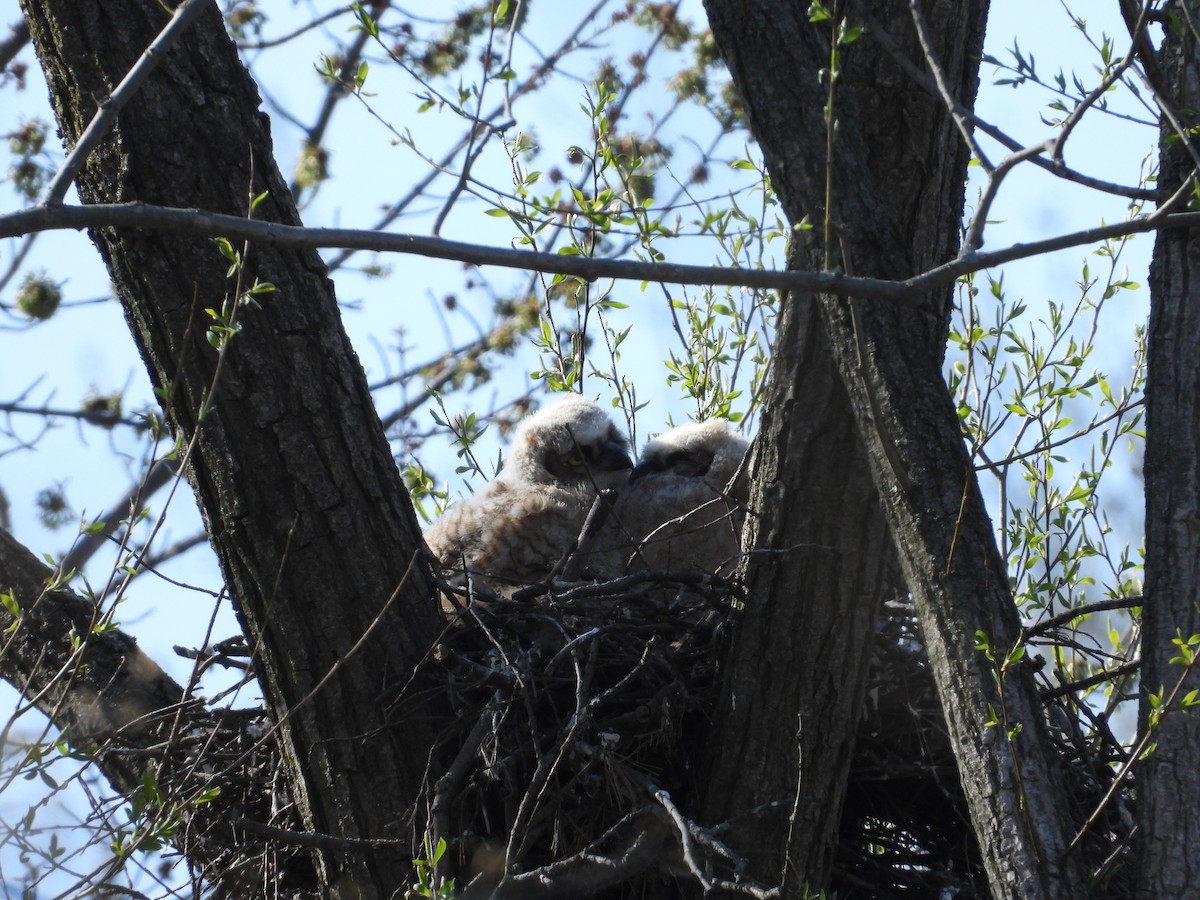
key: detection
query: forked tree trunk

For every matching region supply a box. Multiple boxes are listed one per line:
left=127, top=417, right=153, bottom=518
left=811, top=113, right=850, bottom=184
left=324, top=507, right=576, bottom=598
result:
left=1140, top=6, right=1200, bottom=895
left=697, top=283, right=900, bottom=892
left=18, top=1, right=444, bottom=896
left=702, top=1, right=1087, bottom=897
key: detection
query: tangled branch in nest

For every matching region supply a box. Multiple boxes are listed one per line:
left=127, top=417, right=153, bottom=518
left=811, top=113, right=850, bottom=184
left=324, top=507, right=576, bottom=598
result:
left=99, top=698, right=315, bottom=899
left=428, top=571, right=748, bottom=898
left=427, top=582, right=1137, bottom=900
left=83, top=582, right=1135, bottom=899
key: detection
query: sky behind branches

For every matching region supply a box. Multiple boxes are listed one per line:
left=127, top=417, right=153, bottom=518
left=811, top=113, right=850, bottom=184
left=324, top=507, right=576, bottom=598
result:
left=0, top=0, right=1152, bottom=689
left=0, top=0, right=1153, bottom=889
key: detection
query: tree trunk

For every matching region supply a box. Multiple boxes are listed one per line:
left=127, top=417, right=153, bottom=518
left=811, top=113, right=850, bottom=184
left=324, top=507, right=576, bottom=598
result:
left=1139, top=6, right=1200, bottom=895
left=703, top=1, right=1088, bottom=898
left=18, top=1, right=444, bottom=896
left=0, top=529, right=289, bottom=894
left=0, top=529, right=185, bottom=791
left=697, top=258, right=901, bottom=892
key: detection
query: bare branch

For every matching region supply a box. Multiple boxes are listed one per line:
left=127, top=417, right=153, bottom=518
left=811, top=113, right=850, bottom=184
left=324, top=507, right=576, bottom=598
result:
left=1024, top=596, right=1144, bottom=641
left=1040, top=660, right=1141, bottom=702
left=235, top=4, right=354, bottom=51
left=2, top=201, right=1190, bottom=303
left=0, top=18, right=29, bottom=72
left=0, top=399, right=148, bottom=429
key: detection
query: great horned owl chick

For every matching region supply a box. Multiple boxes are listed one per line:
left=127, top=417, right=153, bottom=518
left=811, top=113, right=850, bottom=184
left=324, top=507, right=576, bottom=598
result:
left=608, top=418, right=751, bottom=577
left=425, top=395, right=633, bottom=595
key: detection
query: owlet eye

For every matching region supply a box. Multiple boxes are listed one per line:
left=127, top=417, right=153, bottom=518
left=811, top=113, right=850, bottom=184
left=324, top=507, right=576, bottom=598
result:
left=565, top=450, right=585, bottom=467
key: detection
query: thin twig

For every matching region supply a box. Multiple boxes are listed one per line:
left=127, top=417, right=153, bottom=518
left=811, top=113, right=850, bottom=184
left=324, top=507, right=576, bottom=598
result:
left=1050, top=31, right=1141, bottom=164
left=322, top=0, right=611, bottom=273
left=1024, top=596, right=1144, bottom=640
left=962, top=141, right=1053, bottom=253
left=850, top=0, right=1158, bottom=203
left=236, top=4, right=353, bottom=51
left=233, top=817, right=407, bottom=850
left=59, top=458, right=180, bottom=574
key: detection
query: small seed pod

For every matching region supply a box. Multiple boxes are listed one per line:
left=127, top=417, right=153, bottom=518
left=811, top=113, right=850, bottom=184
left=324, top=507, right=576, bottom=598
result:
left=15, top=272, right=62, bottom=321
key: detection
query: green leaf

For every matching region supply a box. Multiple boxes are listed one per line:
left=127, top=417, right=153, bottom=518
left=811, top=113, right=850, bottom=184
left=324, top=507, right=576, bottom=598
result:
left=840, top=24, right=864, bottom=45
left=212, top=236, right=236, bottom=260
left=352, top=3, right=380, bottom=38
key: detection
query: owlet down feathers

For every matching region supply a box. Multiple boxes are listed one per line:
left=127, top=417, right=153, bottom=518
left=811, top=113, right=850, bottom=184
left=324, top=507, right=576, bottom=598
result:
left=425, top=395, right=633, bottom=593
left=609, top=418, right=751, bottom=577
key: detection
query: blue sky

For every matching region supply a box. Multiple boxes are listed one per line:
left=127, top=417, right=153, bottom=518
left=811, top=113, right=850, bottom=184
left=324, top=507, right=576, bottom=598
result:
left=0, top=0, right=1154, bottom=890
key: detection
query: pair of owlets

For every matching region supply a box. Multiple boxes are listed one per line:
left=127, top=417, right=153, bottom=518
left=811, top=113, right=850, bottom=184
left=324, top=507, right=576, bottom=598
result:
left=425, top=395, right=751, bottom=594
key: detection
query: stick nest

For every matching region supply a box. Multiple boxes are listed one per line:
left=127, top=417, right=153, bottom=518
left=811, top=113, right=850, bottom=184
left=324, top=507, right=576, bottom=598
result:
left=425, top=578, right=1135, bottom=899
left=143, top=579, right=1134, bottom=899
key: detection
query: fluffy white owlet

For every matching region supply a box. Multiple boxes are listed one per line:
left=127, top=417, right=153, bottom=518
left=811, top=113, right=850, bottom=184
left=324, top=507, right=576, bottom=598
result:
left=425, top=395, right=633, bottom=594
left=607, top=418, right=751, bottom=577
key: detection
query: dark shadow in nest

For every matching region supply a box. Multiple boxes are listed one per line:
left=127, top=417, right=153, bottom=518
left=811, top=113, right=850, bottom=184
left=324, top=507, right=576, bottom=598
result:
left=428, top=571, right=737, bottom=899
left=426, top=581, right=1137, bottom=900
left=835, top=604, right=987, bottom=899
left=834, top=601, right=1137, bottom=900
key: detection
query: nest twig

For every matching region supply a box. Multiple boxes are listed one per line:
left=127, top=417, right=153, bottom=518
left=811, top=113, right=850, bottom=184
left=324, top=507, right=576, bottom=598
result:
left=86, top=581, right=1135, bottom=899
left=428, top=585, right=1136, bottom=899
left=429, top=572, right=742, bottom=898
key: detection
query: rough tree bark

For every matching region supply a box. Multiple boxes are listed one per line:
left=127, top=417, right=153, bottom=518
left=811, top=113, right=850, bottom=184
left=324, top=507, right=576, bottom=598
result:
left=0, top=530, right=280, bottom=893
left=703, top=1, right=1087, bottom=898
left=1140, top=5, right=1200, bottom=896
left=0, top=528, right=185, bottom=793
left=697, top=286, right=900, bottom=894
left=18, top=1, right=444, bottom=896
left=694, top=0, right=933, bottom=890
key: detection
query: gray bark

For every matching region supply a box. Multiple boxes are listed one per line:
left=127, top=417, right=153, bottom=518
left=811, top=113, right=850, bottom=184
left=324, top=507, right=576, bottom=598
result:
left=698, top=272, right=900, bottom=892
left=18, top=1, right=445, bottom=896
left=0, top=528, right=286, bottom=894
left=1140, top=5, right=1200, bottom=895
left=703, top=1, right=1087, bottom=897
